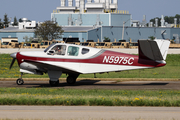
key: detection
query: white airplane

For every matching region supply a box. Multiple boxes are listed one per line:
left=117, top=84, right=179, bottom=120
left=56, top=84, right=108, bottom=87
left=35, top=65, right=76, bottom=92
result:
left=10, top=39, right=170, bottom=86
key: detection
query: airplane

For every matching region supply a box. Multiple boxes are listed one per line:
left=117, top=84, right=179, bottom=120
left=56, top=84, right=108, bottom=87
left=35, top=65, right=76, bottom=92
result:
left=9, top=39, right=170, bottom=86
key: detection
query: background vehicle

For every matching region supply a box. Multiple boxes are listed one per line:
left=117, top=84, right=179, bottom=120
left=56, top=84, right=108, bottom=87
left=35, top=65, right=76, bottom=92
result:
left=20, top=42, right=31, bottom=48
left=40, top=40, right=52, bottom=49
left=31, top=41, right=40, bottom=48
left=111, top=42, right=129, bottom=48
left=1, top=40, right=19, bottom=48
left=129, top=42, right=138, bottom=49
left=80, top=40, right=96, bottom=48
left=111, top=40, right=129, bottom=48
left=169, top=43, right=180, bottom=48
left=95, top=42, right=112, bottom=49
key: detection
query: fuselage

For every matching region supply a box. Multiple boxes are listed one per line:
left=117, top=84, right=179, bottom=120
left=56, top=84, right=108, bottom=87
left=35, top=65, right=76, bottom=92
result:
left=15, top=43, right=166, bottom=74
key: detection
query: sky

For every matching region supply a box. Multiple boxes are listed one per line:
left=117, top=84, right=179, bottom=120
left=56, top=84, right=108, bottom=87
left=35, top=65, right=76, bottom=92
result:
left=0, top=0, right=180, bottom=23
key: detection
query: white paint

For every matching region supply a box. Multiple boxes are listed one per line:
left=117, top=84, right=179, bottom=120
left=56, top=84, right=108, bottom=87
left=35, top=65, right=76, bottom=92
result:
left=39, top=61, right=150, bottom=74
left=154, top=39, right=170, bottom=60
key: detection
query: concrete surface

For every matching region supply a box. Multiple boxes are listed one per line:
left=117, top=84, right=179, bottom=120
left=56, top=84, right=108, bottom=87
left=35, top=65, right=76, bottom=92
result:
left=0, top=106, right=180, bottom=120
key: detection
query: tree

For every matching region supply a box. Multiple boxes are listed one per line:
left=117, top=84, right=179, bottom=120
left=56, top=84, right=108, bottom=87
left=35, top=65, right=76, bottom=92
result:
left=150, top=14, right=180, bottom=26
left=148, top=36, right=155, bottom=40
left=3, top=13, right=9, bottom=28
left=19, top=18, right=23, bottom=22
left=103, top=37, right=111, bottom=42
left=34, top=20, right=64, bottom=40
left=13, top=16, right=18, bottom=26
left=0, top=19, right=4, bottom=29
left=23, top=36, right=29, bottom=42
left=150, top=17, right=161, bottom=26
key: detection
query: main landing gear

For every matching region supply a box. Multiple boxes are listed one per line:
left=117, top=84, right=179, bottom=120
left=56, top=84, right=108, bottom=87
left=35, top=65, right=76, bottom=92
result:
left=49, top=74, right=79, bottom=86
left=66, top=74, right=79, bottom=84
left=16, top=73, right=24, bottom=85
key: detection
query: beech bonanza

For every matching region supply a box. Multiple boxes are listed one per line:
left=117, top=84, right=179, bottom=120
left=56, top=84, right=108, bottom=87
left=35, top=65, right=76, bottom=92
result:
left=10, top=39, right=170, bottom=86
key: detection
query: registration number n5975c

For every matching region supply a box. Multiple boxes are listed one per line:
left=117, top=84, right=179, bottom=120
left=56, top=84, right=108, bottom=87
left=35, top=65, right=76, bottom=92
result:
left=103, top=56, right=134, bottom=65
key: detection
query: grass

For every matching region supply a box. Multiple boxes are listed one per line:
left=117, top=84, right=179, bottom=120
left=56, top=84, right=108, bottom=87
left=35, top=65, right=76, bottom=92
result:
left=0, top=88, right=180, bottom=106
left=0, top=54, right=180, bottom=79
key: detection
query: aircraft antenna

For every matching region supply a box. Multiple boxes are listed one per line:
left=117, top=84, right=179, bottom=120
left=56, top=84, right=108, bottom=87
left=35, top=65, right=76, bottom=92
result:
left=64, top=33, right=70, bottom=43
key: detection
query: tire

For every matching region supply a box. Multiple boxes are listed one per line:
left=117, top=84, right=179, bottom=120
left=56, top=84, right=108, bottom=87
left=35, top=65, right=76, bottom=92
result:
left=66, top=76, right=76, bottom=84
left=49, top=80, right=59, bottom=86
left=16, top=78, right=24, bottom=85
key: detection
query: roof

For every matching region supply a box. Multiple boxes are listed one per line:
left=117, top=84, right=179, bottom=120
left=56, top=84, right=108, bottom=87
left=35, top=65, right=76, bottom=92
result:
left=0, top=27, right=35, bottom=32
left=0, top=26, right=95, bottom=33
left=62, top=26, right=94, bottom=32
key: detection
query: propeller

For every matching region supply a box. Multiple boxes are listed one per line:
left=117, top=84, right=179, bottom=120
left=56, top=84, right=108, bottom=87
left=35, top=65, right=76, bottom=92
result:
left=9, top=52, right=17, bottom=69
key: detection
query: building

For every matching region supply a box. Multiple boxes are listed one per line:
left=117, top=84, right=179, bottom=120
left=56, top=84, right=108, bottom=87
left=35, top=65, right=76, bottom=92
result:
left=0, top=0, right=180, bottom=43
left=51, top=0, right=180, bottom=43
left=0, top=18, right=37, bottom=42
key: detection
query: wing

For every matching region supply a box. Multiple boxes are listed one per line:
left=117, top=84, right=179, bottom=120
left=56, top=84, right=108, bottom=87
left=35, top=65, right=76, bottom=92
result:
left=23, top=59, right=81, bottom=74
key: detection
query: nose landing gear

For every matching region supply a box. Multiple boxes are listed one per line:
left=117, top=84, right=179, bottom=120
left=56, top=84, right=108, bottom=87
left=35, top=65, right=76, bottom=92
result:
left=16, top=73, right=24, bottom=85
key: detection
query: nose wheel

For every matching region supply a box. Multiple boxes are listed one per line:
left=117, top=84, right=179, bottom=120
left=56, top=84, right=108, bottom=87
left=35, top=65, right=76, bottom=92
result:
left=16, top=73, right=24, bottom=85
left=16, top=78, right=24, bottom=85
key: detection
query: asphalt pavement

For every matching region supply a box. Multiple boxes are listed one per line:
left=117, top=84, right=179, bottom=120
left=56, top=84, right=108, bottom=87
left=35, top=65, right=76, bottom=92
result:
left=0, top=80, right=180, bottom=90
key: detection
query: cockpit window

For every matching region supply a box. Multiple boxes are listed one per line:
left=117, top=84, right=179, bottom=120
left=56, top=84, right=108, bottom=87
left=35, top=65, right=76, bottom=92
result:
left=67, top=46, right=79, bottom=56
left=50, top=45, right=66, bottom=55
left=82, top=48, right=89, bottom=55
left=44, top=43, right=55, bottom=52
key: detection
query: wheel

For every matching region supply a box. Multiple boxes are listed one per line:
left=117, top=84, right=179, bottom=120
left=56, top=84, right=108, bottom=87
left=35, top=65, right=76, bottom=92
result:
left=66, top=76, right=76, bottom=84
left=49, top=80, right=59, bottom=86
left=16, top=78, right=24, bottom=85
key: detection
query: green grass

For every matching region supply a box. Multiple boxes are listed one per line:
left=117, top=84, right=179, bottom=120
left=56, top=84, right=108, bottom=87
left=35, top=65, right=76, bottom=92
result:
left=0, top=54, right=180, bottom=78
left=0, top=88, right=180, bottom=106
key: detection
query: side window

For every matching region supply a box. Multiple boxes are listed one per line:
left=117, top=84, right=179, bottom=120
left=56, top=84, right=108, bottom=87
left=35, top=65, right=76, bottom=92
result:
left=82, top=48, right=89, bottom=55
left=67, top=46, right=79, bottom=56
left=50, top=45, right=66, bottom=55
left=45, top=42, right=48, bottom=45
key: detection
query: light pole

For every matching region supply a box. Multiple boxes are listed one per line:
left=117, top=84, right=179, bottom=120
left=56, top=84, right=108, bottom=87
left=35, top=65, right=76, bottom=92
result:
left=122, top=19, right=131, bottom=40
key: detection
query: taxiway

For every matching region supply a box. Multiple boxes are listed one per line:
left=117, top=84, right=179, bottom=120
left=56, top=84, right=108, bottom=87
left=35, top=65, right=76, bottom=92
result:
left=0, top=80, right=180, bottom=90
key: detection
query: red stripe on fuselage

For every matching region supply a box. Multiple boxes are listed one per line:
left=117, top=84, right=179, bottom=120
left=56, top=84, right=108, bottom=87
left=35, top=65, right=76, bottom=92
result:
left=16, top=50, right=166, bottom=68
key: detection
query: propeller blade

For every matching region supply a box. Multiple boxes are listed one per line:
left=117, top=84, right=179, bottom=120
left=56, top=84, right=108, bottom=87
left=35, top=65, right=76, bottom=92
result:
left=10, top=58, right=16, bottom=69
left=10, top=52, right=17, bottom=69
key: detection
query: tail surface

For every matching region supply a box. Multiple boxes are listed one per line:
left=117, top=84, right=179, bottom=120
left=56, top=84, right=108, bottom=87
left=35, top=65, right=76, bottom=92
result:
left=138, top=39, right=170, bottom=61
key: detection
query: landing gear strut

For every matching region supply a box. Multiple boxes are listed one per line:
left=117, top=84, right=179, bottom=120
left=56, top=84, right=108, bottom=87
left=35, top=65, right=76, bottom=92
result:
left=16, top=73, right=24, bottom=85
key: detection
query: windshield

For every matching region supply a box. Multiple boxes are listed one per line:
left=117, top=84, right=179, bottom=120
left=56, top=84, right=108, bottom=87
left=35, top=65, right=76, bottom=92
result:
left=2, top=42, right=9, bottom=45
left=130, top=43, right=138, bottom=46
left=80, top=43, right=89, bottom=46
left=24, top=43, right=31, bottom=46
left=96, top=43, right=105, bottom=46
left=44, top=43, right=56, bottom=52
left=112, top=43, right=121, bottom=46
